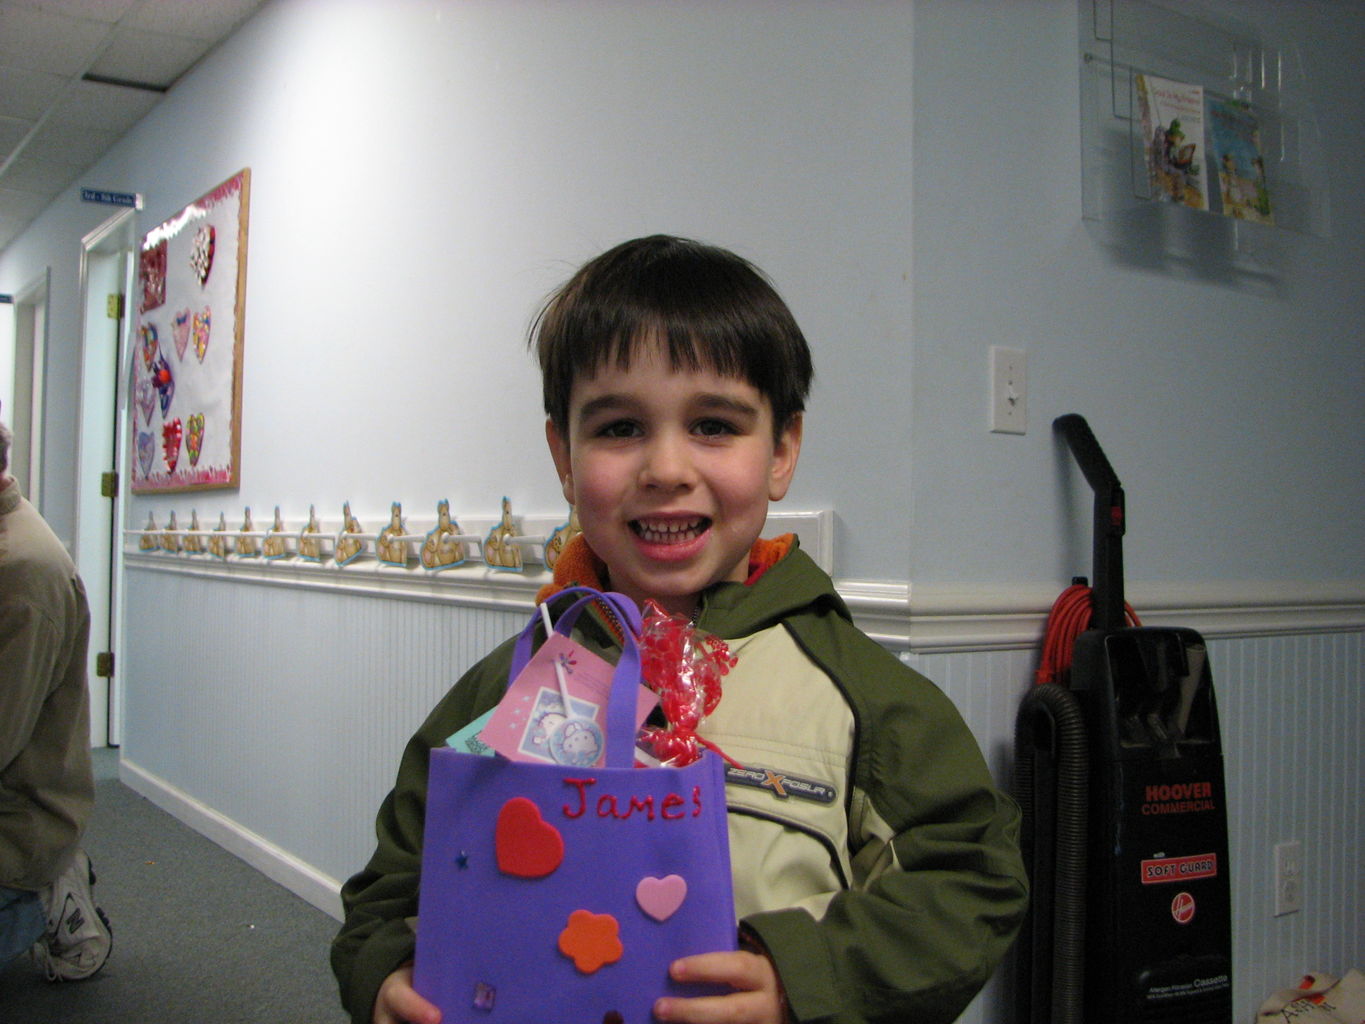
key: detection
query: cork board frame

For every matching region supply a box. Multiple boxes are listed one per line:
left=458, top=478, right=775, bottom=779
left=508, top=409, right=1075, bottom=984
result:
left=130, top=168, right=249, bottom=493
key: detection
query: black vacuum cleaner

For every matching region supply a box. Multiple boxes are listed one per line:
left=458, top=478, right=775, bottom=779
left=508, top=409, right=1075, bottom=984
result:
left=1015, top=413, right=1232, bottom=1024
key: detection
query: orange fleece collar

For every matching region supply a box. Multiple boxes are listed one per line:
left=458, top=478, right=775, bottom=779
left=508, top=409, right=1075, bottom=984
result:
left=536, top=532, right=795, bottom=605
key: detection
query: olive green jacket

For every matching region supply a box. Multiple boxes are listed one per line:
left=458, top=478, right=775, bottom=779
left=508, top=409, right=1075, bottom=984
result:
left=332, top=541, right=1026, bottom=1023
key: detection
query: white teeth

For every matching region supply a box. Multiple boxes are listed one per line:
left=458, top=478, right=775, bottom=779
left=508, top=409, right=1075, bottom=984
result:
left=634, top=518, right=705, bottom=543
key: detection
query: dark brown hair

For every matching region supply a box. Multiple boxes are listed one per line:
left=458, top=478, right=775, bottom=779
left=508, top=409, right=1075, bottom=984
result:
left=530, top=235, right=813, bottom=439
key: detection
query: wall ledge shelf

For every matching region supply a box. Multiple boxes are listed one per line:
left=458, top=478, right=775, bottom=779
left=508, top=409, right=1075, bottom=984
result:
left=125, top=550, right=1363, bottom=655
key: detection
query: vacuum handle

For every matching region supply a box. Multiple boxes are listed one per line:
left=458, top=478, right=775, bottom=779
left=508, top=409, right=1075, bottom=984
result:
left=1054, top=414, right=1126, bottom=633
left=1054, top=413, right=1120, bottom=493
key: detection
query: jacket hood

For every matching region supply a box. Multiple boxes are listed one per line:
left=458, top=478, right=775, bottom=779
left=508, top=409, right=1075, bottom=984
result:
left=538, top=532, right=850, bottom=643
left=697, top=537, right=851, bottom=641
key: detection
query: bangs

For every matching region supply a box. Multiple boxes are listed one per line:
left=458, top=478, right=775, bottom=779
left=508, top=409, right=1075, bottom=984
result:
left=532, top=235, right=812, bottom=436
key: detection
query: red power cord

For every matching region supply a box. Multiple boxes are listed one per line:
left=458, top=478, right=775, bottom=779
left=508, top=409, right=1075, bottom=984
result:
left=1035, top=582, right=1141, bottom=687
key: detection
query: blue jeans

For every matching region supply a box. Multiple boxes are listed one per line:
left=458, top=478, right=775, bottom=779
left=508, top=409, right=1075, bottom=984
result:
left=0, top=885, right=46, bottom=967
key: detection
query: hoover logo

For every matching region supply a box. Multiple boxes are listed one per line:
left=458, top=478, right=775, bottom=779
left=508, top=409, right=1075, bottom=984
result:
left=1141, top=853, right=1218, bottom=885
left=1141, top=781, right=1217, bottom=815
left=1170, top=891, right=1197, bottom=924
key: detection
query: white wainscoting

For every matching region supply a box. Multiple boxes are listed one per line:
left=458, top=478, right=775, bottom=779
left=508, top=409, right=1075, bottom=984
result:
left=119, top=554, right=1363, bottom=1023
left=904, top=634, right=1363, bottom=1024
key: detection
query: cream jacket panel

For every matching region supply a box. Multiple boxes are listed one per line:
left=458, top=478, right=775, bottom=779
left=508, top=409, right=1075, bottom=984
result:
left=700, top=623, right=856, bottom=921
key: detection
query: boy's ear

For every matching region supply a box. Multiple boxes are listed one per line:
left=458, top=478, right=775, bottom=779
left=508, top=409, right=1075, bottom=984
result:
left=545, top=418, right=575, bottom=505
left=767, top=413, right=803, bottom=502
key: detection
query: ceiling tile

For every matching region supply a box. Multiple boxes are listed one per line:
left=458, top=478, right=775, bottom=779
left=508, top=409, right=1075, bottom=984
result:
left=0, top=66, right=69, bottom=120
left=0, top=154, right=76, bottom=197
left=1, top=117, right=34, bottom=155
left=45, top=77, right=159, bottom=132
left=0, top=5, right=110, bottom=75
left=6, top=0, right=137, bottom=25
left=124, top=0, right=266, bottom=42
left=0, top=186, right=56, bottom=248
left=21, top=121, right=120, bottom=166
left=88, top=28, right=213, bottom=88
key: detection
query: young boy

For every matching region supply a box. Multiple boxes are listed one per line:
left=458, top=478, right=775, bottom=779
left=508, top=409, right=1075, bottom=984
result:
left=331, top=236, right=1027, bottom=1024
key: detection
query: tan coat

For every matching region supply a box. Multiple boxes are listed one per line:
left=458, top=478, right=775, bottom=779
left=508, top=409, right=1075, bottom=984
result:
left=0, top=482, right=93, bottom=890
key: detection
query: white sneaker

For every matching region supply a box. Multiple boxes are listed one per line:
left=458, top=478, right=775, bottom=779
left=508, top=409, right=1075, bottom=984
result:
left=31, top=848, right=113, bottom=981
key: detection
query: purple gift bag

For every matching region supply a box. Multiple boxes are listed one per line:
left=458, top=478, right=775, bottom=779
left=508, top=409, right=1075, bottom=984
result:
left=414, top=589, right=737, bottom=1023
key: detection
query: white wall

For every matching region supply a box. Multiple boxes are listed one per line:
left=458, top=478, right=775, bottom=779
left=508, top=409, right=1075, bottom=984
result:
left=3, top=0, right=919, bottom=578
left=906, top=0, right=1364, bottom=587
left=2, top=1, right=1362, bottom=1022
left=2, top=0, right=1360, bottom=587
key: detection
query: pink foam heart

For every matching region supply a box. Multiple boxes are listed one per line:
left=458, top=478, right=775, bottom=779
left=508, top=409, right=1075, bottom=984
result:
left=636, top=874, right=687, bottom=921
left=495, top=797, right=563, bottom=878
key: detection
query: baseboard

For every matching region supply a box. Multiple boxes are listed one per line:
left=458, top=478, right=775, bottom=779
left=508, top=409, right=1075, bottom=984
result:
left=118, top=757, right=345, bottom=922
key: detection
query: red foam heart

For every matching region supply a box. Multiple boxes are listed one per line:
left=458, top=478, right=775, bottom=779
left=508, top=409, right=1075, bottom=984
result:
left=495, top=797, right=563, bottom=878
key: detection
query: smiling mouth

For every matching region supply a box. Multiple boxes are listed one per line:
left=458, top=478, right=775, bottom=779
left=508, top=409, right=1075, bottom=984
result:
left=631, top=517, right=710, bottom=545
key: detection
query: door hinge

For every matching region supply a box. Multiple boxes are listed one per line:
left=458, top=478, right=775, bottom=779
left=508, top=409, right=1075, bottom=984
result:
left=100, top=471, right=119, bottom=498
left=95, top=651, right=115, bottom=678
left=106, top=293, right=125, bottom=320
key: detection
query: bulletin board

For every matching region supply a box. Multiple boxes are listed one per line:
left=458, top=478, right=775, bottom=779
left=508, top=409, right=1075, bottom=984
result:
left=131, top=168, right=250, bottom=492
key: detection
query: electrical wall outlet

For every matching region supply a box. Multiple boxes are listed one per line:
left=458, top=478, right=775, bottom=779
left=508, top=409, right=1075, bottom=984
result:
left=1274, top=840, right=1303, bottom=916
left=990, top=346, right=1027, bottom=434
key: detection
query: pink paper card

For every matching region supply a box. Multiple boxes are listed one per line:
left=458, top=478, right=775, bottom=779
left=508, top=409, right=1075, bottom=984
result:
left=478, top=634, right=656, bottom=768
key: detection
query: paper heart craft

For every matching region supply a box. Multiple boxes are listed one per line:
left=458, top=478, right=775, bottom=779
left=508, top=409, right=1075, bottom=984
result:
left=139, top=240, right=166, bottom=313
left=190, top=224, right=215, bottom=285
left=136, top=431, right=155, bottom=478
left=140, top=323, right=160, bottom=368
left=186, top=413, right=205, bottom=465
left=151, top=353, right=175, bottom=414
left=135, top=376, right=156, bottom=425
left=192, top=307, right=211, bottom=361
left=162, top=419, right=183, bottom=473
left=495, top=797, right=564, bottom=878
left=172, top=309, right=191, bottom=360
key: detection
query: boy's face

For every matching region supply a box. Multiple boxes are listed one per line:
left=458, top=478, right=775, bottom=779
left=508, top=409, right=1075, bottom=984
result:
left=546, top=342, right=801, bottom=618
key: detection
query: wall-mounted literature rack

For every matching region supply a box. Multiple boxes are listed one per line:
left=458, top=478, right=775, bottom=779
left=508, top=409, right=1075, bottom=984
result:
left=1079, top=0, right=1330, bottom=270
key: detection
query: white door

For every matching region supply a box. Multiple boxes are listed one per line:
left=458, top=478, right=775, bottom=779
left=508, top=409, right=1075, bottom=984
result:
left=76, top=211, right=135, bottom=748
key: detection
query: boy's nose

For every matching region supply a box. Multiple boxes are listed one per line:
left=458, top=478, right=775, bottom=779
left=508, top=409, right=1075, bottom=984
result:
left=638, top=433, right=697, bottom=490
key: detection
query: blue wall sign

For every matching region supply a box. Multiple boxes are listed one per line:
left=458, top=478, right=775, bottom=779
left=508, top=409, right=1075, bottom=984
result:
left=80, top=188, right=141, bottom=208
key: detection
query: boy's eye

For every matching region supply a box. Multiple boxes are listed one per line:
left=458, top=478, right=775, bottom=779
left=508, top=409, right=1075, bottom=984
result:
left=596, top=419, right=642, bottom=439
left=693, top=418, right=737, bottom=438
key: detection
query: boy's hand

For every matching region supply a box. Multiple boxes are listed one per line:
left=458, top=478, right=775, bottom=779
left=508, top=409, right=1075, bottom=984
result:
left=374, top=963, right=441, bottom=1024
left=653, top=950, right=788, bottom=1024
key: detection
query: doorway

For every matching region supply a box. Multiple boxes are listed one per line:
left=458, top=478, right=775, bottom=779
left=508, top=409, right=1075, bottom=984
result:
left=77, top=211, right=136, bottom=748
left=2, top=271, right=50, bottom=505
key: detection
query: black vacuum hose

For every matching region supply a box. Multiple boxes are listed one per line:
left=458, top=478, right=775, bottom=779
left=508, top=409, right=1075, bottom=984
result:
left=1014, top=682, right=1089, bottom=1024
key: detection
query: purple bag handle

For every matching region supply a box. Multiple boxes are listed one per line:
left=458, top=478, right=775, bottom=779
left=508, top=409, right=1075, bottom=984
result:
left=509, top=587, right=644, bottom=767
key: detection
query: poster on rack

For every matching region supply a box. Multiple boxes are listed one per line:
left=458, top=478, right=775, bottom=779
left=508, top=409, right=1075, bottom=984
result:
left=1207, top=98, right=1274, bottom=225
left=130, top=168, right=250, bottom=492
left=1135, top=74, right=1207, bottom=211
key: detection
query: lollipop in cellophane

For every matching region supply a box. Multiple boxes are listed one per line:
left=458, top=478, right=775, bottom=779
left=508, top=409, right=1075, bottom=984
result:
left=635, top=600, right=741, bottom=768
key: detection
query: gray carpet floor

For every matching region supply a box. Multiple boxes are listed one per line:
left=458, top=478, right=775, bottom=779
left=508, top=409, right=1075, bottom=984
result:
left=0, top=748, right=350, bottom=1023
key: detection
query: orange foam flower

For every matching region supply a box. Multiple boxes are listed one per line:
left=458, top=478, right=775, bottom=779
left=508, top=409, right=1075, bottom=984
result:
left=558, top=909, right=623, bottom=974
